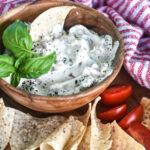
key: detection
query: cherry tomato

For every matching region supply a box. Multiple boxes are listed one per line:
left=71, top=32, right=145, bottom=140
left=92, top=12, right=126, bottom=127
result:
left=126, top=122, right=150, bottom=150
left=101, top=84, right=132, bottom=106
left=98, top=104, right=127, bottom=121
left=118, top=104, right=143, bottom=129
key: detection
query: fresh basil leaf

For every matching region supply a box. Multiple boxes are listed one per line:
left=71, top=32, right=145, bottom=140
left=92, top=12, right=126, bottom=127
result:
left=18, top=52, right=56, bottom=79
left=2, top=20, right=33, bottom=58
left=15, top=56, right=26, bottom=68
left=10, top=72, right=20, bottom=87
left=0, top=61, right=15, bottom=77
left=0, top=55, right=14, bottom=65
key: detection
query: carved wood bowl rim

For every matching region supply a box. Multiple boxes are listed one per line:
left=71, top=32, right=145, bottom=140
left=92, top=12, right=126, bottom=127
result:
left=0, top=0, right=125, bottom=113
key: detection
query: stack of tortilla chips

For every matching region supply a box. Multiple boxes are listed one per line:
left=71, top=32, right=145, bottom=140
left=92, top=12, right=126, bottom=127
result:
left=0, top=96, right=148, bottom=150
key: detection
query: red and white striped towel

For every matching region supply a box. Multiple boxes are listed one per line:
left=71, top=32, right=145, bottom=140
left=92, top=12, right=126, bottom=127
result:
left=0, top=0, right=150, bottom=89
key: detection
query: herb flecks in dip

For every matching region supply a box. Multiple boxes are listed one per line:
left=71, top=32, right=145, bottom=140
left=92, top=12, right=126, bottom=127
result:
left=5, top=24, right=119, bottom=96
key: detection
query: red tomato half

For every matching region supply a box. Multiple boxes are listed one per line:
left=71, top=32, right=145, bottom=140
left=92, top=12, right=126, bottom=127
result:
left=101, top=84, right=132, bottom=106
left=98, top=104, right=127, bottom=121
left=127, top=122, right=150, bottom=150
left=119, top=104, right=143, bottom=130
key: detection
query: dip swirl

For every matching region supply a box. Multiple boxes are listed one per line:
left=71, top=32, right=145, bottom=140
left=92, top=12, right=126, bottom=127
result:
left=4, top=24, right=119, bottom=96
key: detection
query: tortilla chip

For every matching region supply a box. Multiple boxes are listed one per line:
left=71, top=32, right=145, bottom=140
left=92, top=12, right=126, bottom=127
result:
left=110, top=121, right=145, bottom=150
left=78, top=103, right=91, bottom=126
left=40, top=116, right=84, bottom=150
left=78, top=97, right=112, bottom=150
left=78, top=125, right=91, bottom=150
left=40, top=104, right=91, bottom=150
left=90, top=97, right=112, bottom=150
left=63, top=129, right=86, bottom=150
left=9, top=109, right=65, bottom=150
left=30, top=6, right=75, bottom=42
left=40, top=143, right=54, bottom=150
left=64, top=104, right=91, bottom=150
left=0, top=107, right=15, bottom=150
left=0, top=98, right=65, bottom=150
left=140, top=97, right=150, bottom=130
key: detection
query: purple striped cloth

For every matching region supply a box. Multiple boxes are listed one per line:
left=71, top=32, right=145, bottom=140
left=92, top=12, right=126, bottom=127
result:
left=0, top=0, right=150, bottom=89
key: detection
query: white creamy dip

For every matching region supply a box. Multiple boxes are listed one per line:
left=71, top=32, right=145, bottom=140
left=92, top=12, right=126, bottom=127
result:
left=4, top=24, right=119, bottom=96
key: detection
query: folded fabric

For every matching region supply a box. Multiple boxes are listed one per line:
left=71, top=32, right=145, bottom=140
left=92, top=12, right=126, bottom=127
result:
left=0, top=0, right=150, bottom=89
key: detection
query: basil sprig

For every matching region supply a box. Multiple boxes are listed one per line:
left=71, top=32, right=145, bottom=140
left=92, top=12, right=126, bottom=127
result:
left=11, top=72, right=21, bottom=87
left=1, top=20, right=56, bottom=87
left=0, top=55, right=15, bottom=77
left=18, top=52, right=56, bottom=79
left=2, top=20, right=35, bottom=58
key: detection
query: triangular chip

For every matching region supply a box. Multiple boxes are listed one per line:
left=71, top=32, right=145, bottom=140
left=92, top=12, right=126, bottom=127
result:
left=40, top=116, right=84, bottom=150
left=78, top=125, right=91, bottom=150
left=78, top=97, right=112, bottom=150
left=30, top=6, right=75, bottom=42
left=140, top=97, right=150, bottom=130
left=9, top=109, right=65, bottom=150
left=64, top=104, right=91, bottom=150
left=63, top=129, right=86, bottom=150
left=41, top=104, right=91, bottom=150
left=110, top=121, right=145, bottom=150
left=0, top=107, right=15, bottom=150
left=40, top=143, right=54, bottom=150
left=90, top=97, right=112, bottom=150
left=78, top=103, right=91, bottom=126
left=0, top=98, right=65, bottom=150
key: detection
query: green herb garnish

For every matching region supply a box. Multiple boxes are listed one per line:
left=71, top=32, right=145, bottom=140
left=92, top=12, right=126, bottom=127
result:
left=2, top=20, right=34, bottom=58
left=10, top=72, right=21, bottom=87
left=17, top=53, right=56, bottom=79
left=1, top=20, right=56, bottom=87
left=0, top=55, right=15, bottom=77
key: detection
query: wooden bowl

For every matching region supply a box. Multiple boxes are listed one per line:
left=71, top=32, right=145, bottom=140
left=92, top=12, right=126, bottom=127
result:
left=0, top=0, right=125, bottom=113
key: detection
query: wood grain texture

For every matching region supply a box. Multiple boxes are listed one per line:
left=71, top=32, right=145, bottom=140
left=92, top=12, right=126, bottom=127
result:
left=0, top=67, right=149, bottom=116
left=0, top=0, right=124, bottom=113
